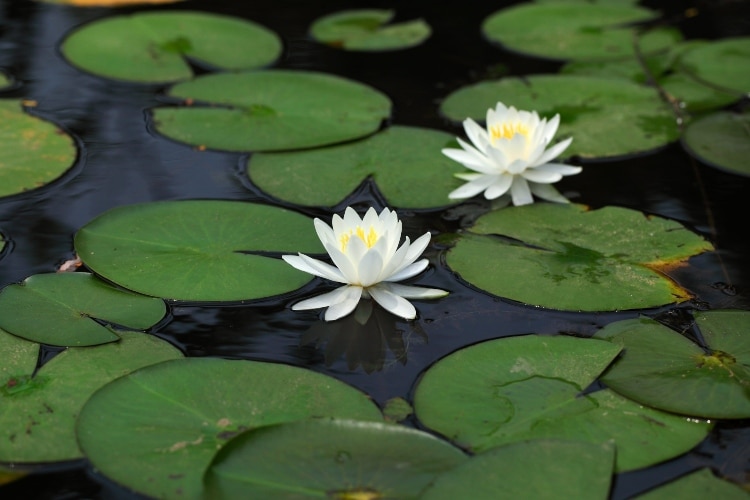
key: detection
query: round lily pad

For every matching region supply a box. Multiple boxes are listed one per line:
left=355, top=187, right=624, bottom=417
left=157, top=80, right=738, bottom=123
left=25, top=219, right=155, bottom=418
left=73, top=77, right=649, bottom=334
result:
left=205, top=418, right=467, bottom=498
left=0, top=273, right=167, bottom=347
left=440, top=75, right=680, bottom=160
left=248, top=126, right=462, bottom=208
left=76, top=358, right=383, bottom=500
left=637, top=468, right=749, bottom=500
left=596, top=311, right=750, bottom=419
left=447, top=203, right=713, bottom=311
left=61, top=11, right=281, bottom=83
left=0, top=332, right=182, bottom=463
left=682, top=111, right=750, bottom=177
left=0, top=100, right=77, bottom=198
left=482, top=3, right=681, bottom=61
left=679, top=37, right=750, bottom=94
left=74, top=200, right=323, bottom=302
left=310, top=9, right=431, bottom=51
left=0, top=327, right=39, bottom=386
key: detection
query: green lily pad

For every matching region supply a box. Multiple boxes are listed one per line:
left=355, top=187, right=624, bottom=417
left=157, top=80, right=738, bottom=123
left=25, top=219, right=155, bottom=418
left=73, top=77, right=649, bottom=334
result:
left=596, top=311, right=750, bottom=419
left=0, top=100, right=77, bottom=198
left=77, top=358, right=383, bottom=500
left=60, top=11, right=281, bottom=83
left=248, top=126, right=462, bottom=208
left=0, top=328, right=39, bottom=386
left=310, top=9, right=431, bottom=51
left=0, top=331, right=182, bottom=463
left=637, top=468, right=750, bottom=500
left=420, top=439, right=614, bottom=500
left=74, top=200, right=323, bottom=302
left=679, top=37, right=750, bottom=94
left=0, top=72, right=11, bottom=89
left=413, top=335, right=712, bottom=472
left=482, top=3, right=681, bottom=61
left=0, top=273, right=166, bottom=347
left=682, top=111, right=750, bottom=177
left=204, top=418, right=466, bottom=498
left=152, top=70, right=391, bottom=152
left=447, top=203, right=713, bottom=311
left=659, top=72, right=740, bottom=113
left=440, top=75, right=680, bottom=160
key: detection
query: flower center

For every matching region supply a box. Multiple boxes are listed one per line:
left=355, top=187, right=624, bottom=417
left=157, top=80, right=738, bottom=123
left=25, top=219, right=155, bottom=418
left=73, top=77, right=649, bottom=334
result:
left=340, top=225, right=379, bottom=252
left=489, top=122, right=529, bottom=142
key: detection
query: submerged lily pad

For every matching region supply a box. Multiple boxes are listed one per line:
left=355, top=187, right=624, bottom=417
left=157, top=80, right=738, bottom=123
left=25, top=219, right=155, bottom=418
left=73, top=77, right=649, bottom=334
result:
left=77, top=358, right=383, bottom=500
left=248, top=126, right=462, bottom=208
left=637, top=468, right=749, bottom=500
left=440, top=75, right=679, bottom=160
left=153, top=70, right=391, bottom=152
left=0, top=100, right=77, bottom=198
left=310, top=9, right=431, bottom=51
left=75, top=200, right=323, bottom=302
left=205, top=419, right=466, bottom=498
left=596, top=311, right=750, bottom=419
left=0, top=273, right=166, bottom=347
left=682, top=111, right=750, bottom=177
left=447, top=203, right=713, bottom=311
left=679, top=37, right=750, bottom=94
left=61, top=11, right=281, bottom=83
left=0, top=332, right=182, bottom=463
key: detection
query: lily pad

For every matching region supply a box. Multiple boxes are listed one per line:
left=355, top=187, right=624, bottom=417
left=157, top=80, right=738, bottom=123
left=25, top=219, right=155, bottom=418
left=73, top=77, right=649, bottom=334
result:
left=0, top=72, right=10, bottom=89
left=420, top=439, right=614, bottom=500
left=205, top=418, right=466, bottom=498
left=61, top=11, right=281, bottom=83
left=440, top=75, right=680, bottom=160
left=76, top=358, right=383, bottom=500
left=248, top=126, right=462, bottom=208
left=447, top=203, right=713, bottom=311
left=0, top=273, right=167, bottom=347
left=682, top=111, right=750, bottom=177
left=596, top=311, right=750, bottom=419
left=74, top=200, right=323, bottom=302
left=413, top=335, right=712, bottom=472
left=0, top=327, right=39, bottom=386
left=637, top=468, right=750, bottom=500
left=0, top=100, right=77, bottom=198
left=153, top=70, right=391, bottom=152
left=679, top=37, right=750, bottom=94
left=0, top=332, right=182, bottom=463
left=482, top=3, right=681, bottom=61
left=310, top=9, right=431, bottom=51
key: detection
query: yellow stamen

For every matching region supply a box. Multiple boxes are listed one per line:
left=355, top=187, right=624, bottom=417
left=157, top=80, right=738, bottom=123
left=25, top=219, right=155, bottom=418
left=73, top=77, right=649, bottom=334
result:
left=489, top=122, right=529, bottom=141
left=340, top=226, right=379, bottom=252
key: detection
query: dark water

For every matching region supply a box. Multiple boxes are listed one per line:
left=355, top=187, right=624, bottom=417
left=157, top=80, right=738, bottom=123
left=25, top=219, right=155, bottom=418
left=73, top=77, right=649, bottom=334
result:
left=1, top=0, right=749, bottom=498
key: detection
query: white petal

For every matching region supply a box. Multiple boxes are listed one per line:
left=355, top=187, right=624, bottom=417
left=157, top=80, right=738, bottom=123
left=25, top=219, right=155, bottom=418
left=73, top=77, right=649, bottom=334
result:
left=448, top=174, right=498, bottom=199
left=529, top=182, right=570, bottom=203
left=345, top=235, right=368, bottom=266
left=539, top=162, right=582, bottom=176
left=291, top=285, right=351, bottom=310
left=324, top=286, right=363, bottom=321
left=506, top=158, right=528, bottom=175
left=362, top=206, right=379, bottom=228
left=380, top=236, right=411, bottom=279
left=463, top=118, right=491, bottom=153
left=442, top=147, right=496, bottom=174
left=522, top=168, right=563, bottom=184
left=384, top=283, right=449, bottom=299
left=343, top=206, right=362, bottom=227
left=542, top=114, right=560, bottom=144
left=368, top=285, right=417, bottom=320
left=357, top=250, right=384, bottom=287
left=535, top=137, right=572, bottom=165
left=484, top=145, right=509, bottom=170
left=510, top=177, right=534, bottom=206
left=455, top=172, right=482, bottom=181
left=503, top=133, right=529, bottom=164
left=402, top=232, right=431, bottom=267
left=387, top=259, right=429, bottom=282
left=324, top=243, right=358, bottom=282
left=483, top=173, right=514, bottom=200
left=282, top=254, right=345, bottom=283
left=313, top=219, right=336, bottom=247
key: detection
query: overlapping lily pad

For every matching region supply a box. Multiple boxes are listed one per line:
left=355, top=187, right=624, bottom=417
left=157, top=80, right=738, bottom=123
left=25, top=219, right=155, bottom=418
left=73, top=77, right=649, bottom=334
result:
left=596, top=311, right=750, bottom=419
left=682, top=111, right=750, bottom=177
left=0, top=100, right=77, bottom=198
left=447, top=203, right=713, bottom=311
left=440, top=75, right=680, bottom=159
left=310, top=9, right=431, bottom=51
left=248, top=126, right=462, bottom=207
left=61, top=11, right=281, bottom=83
left=0, top=273, right=166, bottom=347
left=637, top=468, right=749, bottom=500
left=679, top=37, right=750, bottom=94
left=74, top=200, right=323, bottom=302
left=205, top=418, right=466, bottom=498
left=77, top=358, right=383, bottom=499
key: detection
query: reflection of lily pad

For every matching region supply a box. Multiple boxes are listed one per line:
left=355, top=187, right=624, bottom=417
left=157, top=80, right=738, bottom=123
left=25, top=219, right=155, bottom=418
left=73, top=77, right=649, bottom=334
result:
left=682, top=111, right=750, bottom=177
left=596, top=311, right=750, bottom=419
left=61, top=11, right=281, bottom=83
left=0, top=100, right=77, bottom=198
left=440, top=75, right=679, bottom=160
left=153, top=70, right=391, bottom=152
left=75, top=200, right=323, bottom=302
left=0, top=273, right=166, bottom=347
left=447, top=203, right=713, bottom=311
left=77, top=358, right=383, bottom=500
left=637, top=468, right=749, bottom=500
left=310, top=9, right=431, bottom=51
left=205, top=419, right=466, bottom=498
left=679, top=37, right=750, bottom=94
left=248, top=126, right=462, bottom=208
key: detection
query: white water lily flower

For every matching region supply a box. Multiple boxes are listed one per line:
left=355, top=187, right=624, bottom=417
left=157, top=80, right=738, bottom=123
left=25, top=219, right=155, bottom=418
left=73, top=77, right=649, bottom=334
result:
left=282, top=207, right=448, bottom=321
left=442, top=102, right=582, bottom=206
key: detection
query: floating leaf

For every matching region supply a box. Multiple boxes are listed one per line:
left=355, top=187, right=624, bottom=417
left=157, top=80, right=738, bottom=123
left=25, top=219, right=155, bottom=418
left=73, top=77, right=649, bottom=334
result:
left=679, top=37, right=750, bottom=94
left=248, top=126, right=462, bottom=207
left=153, top=70, right=391, bottom=152
left=310, top=9, right=431, bottom=51
left=61, top=11, right=281, bottom=83
left=447, top=203, right=712, bottom=311
left=659, top=72, right=739, bottom=113
left=413, top=335, right=712, bottom=472
left=637, top=468, right=749, bottom=500
left=0, top=273, right=166, bottom=347
left=75, top=201, right=323, bottom=302
left=682, top=111, right=750, bottom=177
left=0, top=328, right=39, bottom=388
left=440, top=75, right=679, bottom=160
left=383, top=396, right=413, bottom=423
left=596, top=311, right=750, bottom=419
left=205, top=418, right=466, bottom=498
left=0, top=100, right=77, bottom=198
left=77, top=358, right=383, bottom=500
left=0, top=332, right=182, bottom=463
left=0, top=72, right=11, bottom=89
